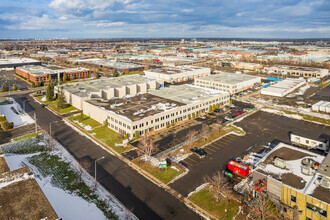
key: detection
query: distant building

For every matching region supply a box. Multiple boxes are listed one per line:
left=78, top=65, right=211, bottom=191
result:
left=194, top=72, right=261, bottom=95
left=0, top=58, right=41, bottom=69
left=79, top=59, right=145, bottom=73
left=253, top=142, right=330, bottom=220
left=312, top=101, right=330, bottom=114
left=263, top=65, right=329, bottom=79
left=233, top=62, right=263, bottom=71
left=261, top=78, right=306, bottom=97
left=16, top=65, right=90, bottom=84
left=144, top=66, right=210, bottom=83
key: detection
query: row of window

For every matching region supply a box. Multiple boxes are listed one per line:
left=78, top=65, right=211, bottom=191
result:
left=290, top=195, right=327, bottom=218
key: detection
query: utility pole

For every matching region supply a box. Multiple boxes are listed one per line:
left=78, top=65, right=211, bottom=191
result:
left=34, top=113, right=37, bottom=135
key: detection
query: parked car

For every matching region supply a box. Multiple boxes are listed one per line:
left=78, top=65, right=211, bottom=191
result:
left=226, top=104, right=235, bottom=109
left=242, top=100, right=251, bottom=104
left=225, top=116, right=234, bottom=121
left=208, top=112, right=216, bottom=116
left=191, top=148, right=207, bottom=158
left=238, top=111, right=243, bottom=115
left=198, top=115, right=206, bottom=119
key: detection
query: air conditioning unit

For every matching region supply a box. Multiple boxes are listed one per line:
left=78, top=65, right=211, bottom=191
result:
left=320, top=177, right=329, bottom=188
left=302, top=165, right=312, bottom=176
left=273, top=157, right=286, bottom=169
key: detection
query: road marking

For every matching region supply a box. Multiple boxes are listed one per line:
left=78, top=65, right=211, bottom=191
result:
left=209, top=144, right=221, bottom=150
left=220, top=139, right=231, bottom=144
left=191, top=154, right=202, bottom=160
left=205, top=147, right=216, bottom=152
left=187, top=157, right=200, bottom=163
left=183, top=161, right=194, bottom=167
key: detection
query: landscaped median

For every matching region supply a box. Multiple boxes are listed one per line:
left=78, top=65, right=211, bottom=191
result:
left=132, top=158, right=184, bottom=184
left=68, top=114, right=133, bottom=154
left=12, top=132, right=40, bottom=142
left=189, top=186, right=240, bottom=220
left=34, top=94, right=77, bottom=115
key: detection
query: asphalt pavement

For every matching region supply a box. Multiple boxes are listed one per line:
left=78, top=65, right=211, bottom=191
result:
left=11, top=94, right=202, bottom=220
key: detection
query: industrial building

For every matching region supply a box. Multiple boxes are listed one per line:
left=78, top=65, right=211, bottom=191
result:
left=78, top=59, right=145, bottom=73
left=233, top=62, right=263, bottom=71
left=261, top=78, right=306, bottom=97
left=312, top=101, right=330, bottom=113
left=16, top=65, right=90, bottom=84
left=144, top=66, right=210, bottom=83
left=194, top=72, right=261, bottom=95
left=56, top=75, right=164, bottom=110
left=83, top=84, right=230, bottom=138
left=263, top=65, right=329, bottom=79
left=157, top=57, right=205, bottom=67
left=0, top=58, right=41, bottom=69
left=253, top=142, right=330, bottom=220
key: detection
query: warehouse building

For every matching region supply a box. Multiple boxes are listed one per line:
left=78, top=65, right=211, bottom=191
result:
left=261, top=78, right=306, bottom=97
left=79, top=59, right=145, bottom=73
left=0, top=58, right=41, bottom=69
left=83, top=84, right=230, bottom=138
left=157, top=57, right=205, bottom=67
left=263, top=65, right=329, bottom=79
left=312, top=101, right=330, bottom=113
left=194, top=72, right=261, bottom=95
left=16, top=65, right=90, bottom=84
left=56, top=75, right=164, bottom=109
left=233, top=62, right=263, bottom=71
left=144, top=66, right=210, bottom=83
left=253, top=142, right=329, bottom=220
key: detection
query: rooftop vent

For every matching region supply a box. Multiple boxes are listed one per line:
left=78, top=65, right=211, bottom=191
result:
left=165, top=103, right=171, bottom=107
left=301, top=165, right=312, bottom=176
left=320, top=177, right=329, bottom=188
left=140, top=109, right=145, bottom=113
left=273, top=157, right=286, bottom=169
left=171, top=103, right=177, bottom=107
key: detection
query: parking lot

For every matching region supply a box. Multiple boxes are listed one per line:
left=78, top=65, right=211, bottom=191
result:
left=170, top=110, right=330, bottom=196
left=0, top=70, right=30, bottom=91
left=124, top=101, right=254, bottom=160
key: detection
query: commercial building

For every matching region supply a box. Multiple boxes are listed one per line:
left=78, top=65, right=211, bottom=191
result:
left=0, top=58, right=41, bottom=69
left=16, top=65, right=90, bottom=84
left=157, top=57, right=205, bottom=67
left=252, top=142, right=330, bottom=220
left=79, top=59, right=145, bottom=73
left=261, top=78, right=306, bottom=97
left=312, top=101, right=330, bottom=113
left=56, top=75, right=164, bottom=110
left=194, top=72, right=261, bottom=95
left=83, top=84, right=230, bottom=138
left=233, top=62, right=263, bottom=71
left=144, top=66, right=210, bottom=83
left=263, top=65, right=329, bottom=79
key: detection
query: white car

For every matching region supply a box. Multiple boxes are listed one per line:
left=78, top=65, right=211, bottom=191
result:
left=198, top=116, right=206, bottom=119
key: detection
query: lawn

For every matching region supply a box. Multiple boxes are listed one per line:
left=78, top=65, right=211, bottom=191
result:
left=133, top=158, right=183, bottom=184
left=69, top=114, right=100, bottom=129
left=190, top=187, right=240, bottom=220
left=12, top=132, right=39, bottom=142
left=320, top=80, right=330, bottom=88
left=36, top=95, right=77, bottom=114
left=69, top=114, right=133, bottom=154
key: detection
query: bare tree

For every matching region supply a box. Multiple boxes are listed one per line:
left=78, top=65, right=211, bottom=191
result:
left=249, top=193, right=278, bottom=220
left=186, top=129, right=197, bottom=149
left=201, top=124, right=210, bottom=141
left=216, top=118, right=224, bottom=133
left=203, top=170, right=230, bottom=202
left=78, top=159, right=91, bottom=180
left=137, top=132, right=157, bottom=159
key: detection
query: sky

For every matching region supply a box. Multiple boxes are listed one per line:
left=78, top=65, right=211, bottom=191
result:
left=0, top=0, right=329, bottom=39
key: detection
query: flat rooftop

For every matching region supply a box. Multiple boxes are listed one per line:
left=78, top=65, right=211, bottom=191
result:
left=270, top=65, right=327, bottom=72
left=255, top=143, right=324, bottom=191
left=0, top=165, right=58, bottom=219
left=146, top=65, right=209, bottom=75
left=18, top=65, right=88, bottom=76
left=80, top=59, right=144, bottom=69
left=0, top=58, right=41, bottom=65
left=61, top=75, right=160, bottom=98
left=196, top=72, right=261, bottom=84
left=87, top=84, right=228, bottom=121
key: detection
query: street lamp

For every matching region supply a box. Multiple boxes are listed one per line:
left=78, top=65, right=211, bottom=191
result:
left=94, top=156, right=105, bottom=181
left=49, top=121, right=58, bottom=137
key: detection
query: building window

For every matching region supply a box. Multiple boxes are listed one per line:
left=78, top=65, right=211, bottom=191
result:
left=306, top=217, right=312, bottom=220
left=306, top=202, right=327, bottom=217
left=291, top=195, right=296, bottom=203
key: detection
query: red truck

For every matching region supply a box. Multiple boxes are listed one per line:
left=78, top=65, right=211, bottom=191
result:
left=227, top=160, right=250, bottom=177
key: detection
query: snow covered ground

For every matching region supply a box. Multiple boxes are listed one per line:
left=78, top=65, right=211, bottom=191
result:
left=73, top=120, right=93, bottom=131
left=3, top=137, right=136, bottom=220
left=0, top=98, right=34, bottom=127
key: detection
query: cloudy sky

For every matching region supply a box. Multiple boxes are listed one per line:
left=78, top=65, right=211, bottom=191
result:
left=0, top=0, right=329, bottom=38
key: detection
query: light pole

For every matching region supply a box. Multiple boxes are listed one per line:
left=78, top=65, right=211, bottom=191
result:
left=94, top=156, right=105, bottom=181
left=49, top=121, right=58, bottom=137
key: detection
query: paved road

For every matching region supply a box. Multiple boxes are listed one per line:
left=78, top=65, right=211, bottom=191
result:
left=170, top=110, right=330, bottom=196
left=11, top=94, right=201, bottom=220
left=0, top=124, right=36, bottom=145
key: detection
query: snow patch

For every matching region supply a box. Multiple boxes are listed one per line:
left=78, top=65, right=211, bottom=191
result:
left=0, top=99, right=34, bottom=127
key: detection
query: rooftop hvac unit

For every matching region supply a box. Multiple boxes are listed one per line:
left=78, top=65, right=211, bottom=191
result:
left=301, top=165, right=312, bottom=176
left=273, top=157, right=286, bottom=169
left=140, top=109, right=145, bottom=113
left=320, top=177, right=329, bottom=188
left=165, top=103, right=171, bottom=107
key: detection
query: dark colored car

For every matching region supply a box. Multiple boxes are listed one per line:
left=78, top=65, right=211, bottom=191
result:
left=191, top=148, right=207, bottom=158
left=208, top=112, right=216, bottom=116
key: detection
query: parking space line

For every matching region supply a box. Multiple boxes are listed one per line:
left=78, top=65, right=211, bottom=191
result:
left=205, top=147, right=217, bottom=152
left=183, top=161, right=194, bottom=167
left=208, top=145, right=221, bottom=150
left=191, top=154, right=202, bottom=160
left=187, top=157, right=199, bottom=163
left=220, top=139, right=231, bottom=144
